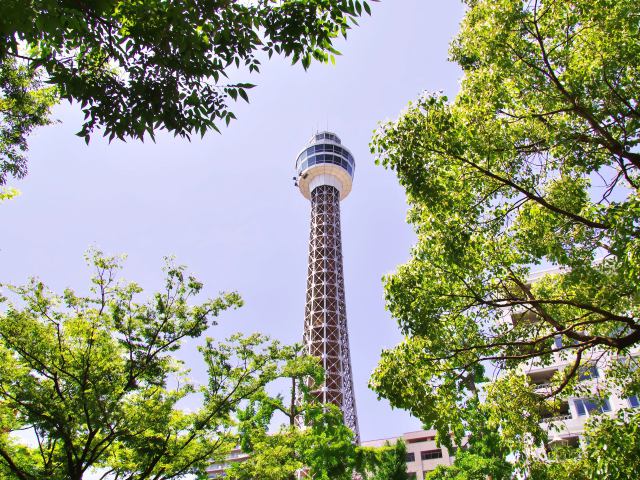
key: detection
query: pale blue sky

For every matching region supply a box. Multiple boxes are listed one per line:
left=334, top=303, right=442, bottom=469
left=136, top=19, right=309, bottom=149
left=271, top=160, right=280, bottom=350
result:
left=1, top=0, right=464, bottom=442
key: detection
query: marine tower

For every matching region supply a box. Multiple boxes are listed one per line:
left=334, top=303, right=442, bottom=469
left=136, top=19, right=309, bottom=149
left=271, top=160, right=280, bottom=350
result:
left=295, top=131, right=360, bottom=443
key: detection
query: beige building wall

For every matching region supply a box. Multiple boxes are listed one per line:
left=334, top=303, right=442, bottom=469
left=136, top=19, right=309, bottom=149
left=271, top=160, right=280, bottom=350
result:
left=209, top=429, right=457, bottom=479
left=361, top=429, right=456, bottom=479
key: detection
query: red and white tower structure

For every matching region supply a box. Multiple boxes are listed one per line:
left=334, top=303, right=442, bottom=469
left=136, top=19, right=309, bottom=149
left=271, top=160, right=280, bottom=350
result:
left=295, top=131, right=360, bottom=443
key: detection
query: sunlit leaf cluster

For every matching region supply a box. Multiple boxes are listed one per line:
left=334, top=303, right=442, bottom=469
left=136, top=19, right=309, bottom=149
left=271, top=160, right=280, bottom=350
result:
left=0, top=0, right=375, bottom=183
left=0, top=250, right=308, bottom=480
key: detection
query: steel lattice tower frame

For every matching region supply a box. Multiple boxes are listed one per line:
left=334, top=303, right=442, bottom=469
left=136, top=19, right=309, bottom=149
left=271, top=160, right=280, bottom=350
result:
left=295, top=132, right=360, bottom=443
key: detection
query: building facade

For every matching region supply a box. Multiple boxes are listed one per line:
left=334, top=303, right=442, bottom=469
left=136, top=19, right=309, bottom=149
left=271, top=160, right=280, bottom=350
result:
left=361, top=429, right=456, bottom=479
left=206, top=448, right=249, bottom=479
left=209, top=429, right=457, bottom=479
left=505, top=268, right=640, bottom=449
left=520, top=342, right=639, bottom=447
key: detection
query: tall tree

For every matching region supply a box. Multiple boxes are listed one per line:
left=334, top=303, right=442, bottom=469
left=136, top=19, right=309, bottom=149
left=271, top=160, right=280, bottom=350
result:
left=228, top=351, right=357, bottom=480
left=0, top=250, right=303, bottom=480
left=423, top=398, right=512, bottom=480
left=228, top=353, right=416, bottom=480
left=0, top=0, right=374, bottom=184
left=369, top=0, right=640, bottom=466
left=359, top=439, right=410, bottom=480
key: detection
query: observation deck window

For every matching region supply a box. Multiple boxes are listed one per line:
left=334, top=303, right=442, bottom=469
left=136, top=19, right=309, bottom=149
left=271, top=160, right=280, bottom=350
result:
left=296, top=145, right=355, bottom=170
left=314, top=132, right=340, bottom=143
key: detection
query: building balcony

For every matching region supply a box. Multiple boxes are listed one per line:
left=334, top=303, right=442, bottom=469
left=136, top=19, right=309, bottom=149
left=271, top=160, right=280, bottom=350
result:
left=540, top=413, right=572, bottom=424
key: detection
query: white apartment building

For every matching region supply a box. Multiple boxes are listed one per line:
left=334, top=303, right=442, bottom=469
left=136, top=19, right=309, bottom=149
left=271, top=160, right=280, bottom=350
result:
left=520, top=342, right=639, bottom=447
left=506, top=268, right=639, bottom=448
left=206, top=448, right=249, bottom=479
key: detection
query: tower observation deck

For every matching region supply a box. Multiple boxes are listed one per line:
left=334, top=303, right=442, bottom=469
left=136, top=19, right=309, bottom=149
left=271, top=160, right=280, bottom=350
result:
left=295, top=131, right=360, bottom=443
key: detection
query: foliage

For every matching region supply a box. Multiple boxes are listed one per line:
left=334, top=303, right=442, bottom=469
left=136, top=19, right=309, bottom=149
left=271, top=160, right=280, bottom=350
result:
left=369, top=0, right=640, bottom=468
left=582, top=409, right=640, bottom=479
left=229, top=356, right=413, bottom=480
left=424, top=396, right=512, bottom=480
left=529, top=410, right=640, bottom=480
left=0, top=59, right=56, bottom=184
left=358, top=439, right=410, bottom=480
left=0, top=250, right=302, bottom=480
left=425, top=452, right=509, bottom=480
left=227, top=351, right=357, bottom=480
left=528, top=445, right=588, bottom=480
left=0, top=186, right=20, bottom=202
left=0, top=0, right=374, bottom=184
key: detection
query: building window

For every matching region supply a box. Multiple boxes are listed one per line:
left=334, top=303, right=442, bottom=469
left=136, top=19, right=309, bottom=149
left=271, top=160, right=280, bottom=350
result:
left=408, top=473, right=417, bottom=479
left=406, top=452, right=415, bottom=462
left=421, top=449, right=443, bottom=460
left=628, top=395, right=639, bottom=408
left=407, top=436, right=435, bottom=443
left=578, top=365, right=599, bottom=381
left=554, top=335, right=563, bottom=349
left=574, top=398, right=611, bottom=417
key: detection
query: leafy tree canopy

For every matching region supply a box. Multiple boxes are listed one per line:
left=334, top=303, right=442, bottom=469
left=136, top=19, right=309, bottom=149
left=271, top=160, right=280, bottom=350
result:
left=358, top=439, right=410, bottom=480
left=529, top=409, right=640, bottom=480
left=423, top=399, right=512, bottom=480
left=0, top=59, right=56, bottom=185
left=0, top=0, right=374, bottom=184
left=369, top=0, right=640, bottom=468
left=227, top=351, right=411, bottom=480
left=0, top=249, right=306, bottom=480
left=227, top=349, right=357, bottom=480
left=0, top=186, right=20, bottom=202
left=425, top=452, right=510, bottom=480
